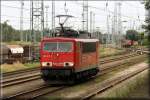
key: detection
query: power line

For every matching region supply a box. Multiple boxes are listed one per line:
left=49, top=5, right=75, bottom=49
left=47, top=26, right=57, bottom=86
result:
left=2, top=4, right=30, bottom=11
left=2, top=14, right=52, bottom=23
left=2, top=4, right=53, bottom=14
left=1, top=19, right=30, bottom=23
left=1, top=15, right=30, bottom=19
left=74, top=1, right=145, bottom=21
left=124, top=2, right=144, bottom=9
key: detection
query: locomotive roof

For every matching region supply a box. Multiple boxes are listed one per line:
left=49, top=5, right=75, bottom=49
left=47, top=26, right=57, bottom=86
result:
left=42, top=37, right=99, bottom=42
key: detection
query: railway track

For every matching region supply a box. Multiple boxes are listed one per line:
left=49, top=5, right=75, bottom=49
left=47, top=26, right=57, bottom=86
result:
left=100, top=50, right=127, bottom=58
left=2, top=54, right=147, bottom=99
left=37, top=61, right=148, bottom=99
left=2, top=52, right=137, bottom=79
left=1, top=52, right=139, bottom=88
left=99, top=52, right=138, bottom=64
left=2, top=67, right=40, bottom=79
left=2, top=50, right=130, bottom=79
left=81, top=63, right=148, bottom=100
left=3, top=85, right=66, bottom=100
left=2, top=73, right=40, bottom=87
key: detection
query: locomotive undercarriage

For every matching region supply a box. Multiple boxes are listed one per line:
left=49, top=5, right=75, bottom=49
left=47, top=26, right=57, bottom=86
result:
left=41, top=67, right=99, bottom=84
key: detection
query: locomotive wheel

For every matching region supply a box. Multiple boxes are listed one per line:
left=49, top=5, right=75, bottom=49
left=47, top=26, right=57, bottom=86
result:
left=75, top=68, right=99, bottom=81
left=41, top=75, right=75, bottom=85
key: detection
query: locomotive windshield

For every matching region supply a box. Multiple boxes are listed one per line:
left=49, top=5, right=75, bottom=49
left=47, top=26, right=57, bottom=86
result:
left=43, top=42, right=73, bottom=52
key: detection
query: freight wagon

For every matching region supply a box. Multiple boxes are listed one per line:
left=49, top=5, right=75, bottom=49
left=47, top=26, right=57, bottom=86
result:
left=0, top=44, right=24, bottom=64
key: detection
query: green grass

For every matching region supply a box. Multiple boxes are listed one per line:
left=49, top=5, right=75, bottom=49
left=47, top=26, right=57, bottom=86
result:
left=98, top=70, right=149, bottom=98
left=1, top=62, right=40, bottom=73
left=43, top=56, right=148, bottom=99
left=24, top=62, right=40, bottom=68
left=99, top=47, right=125, bottom=58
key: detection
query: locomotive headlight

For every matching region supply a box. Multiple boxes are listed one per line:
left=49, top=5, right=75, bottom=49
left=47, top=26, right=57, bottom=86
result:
left=42, top=62, right=52, bottom=67
left=42, top=62, right=47, bottom=66
left=69, top=62, right=74, bottom=66
left=64, top=62, right=74, bottom=67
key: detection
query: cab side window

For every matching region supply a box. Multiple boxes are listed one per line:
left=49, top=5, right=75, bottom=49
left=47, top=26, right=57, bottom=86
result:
left=82, top=42, right=96, bottom=53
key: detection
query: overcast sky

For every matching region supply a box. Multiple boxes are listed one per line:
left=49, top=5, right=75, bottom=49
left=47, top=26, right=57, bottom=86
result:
left=1, top=1, right=146, bottom=33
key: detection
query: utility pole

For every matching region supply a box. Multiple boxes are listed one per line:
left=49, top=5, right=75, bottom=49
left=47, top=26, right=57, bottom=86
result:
left=87, top=1, right=88, bottom=32
left=82, top=0, right=88, bottom=32
left=30, top=0, right=44, bottom=60
left=112, top=2, right=118, bottom=47
left=31, top=0, right=44, bottom=43
left=93, top=13, right=95, bottom=34
left=132, top=20, right=135, bottom=30
left=52, top=0, right=55, bottom=37
left=64, top=1, right=68, bottom=27
left=117, top=2, right=122, bottom=48
left=111, top=15, right=114, bottom=46
left=45, top=5, right=49, bottom=30
left=20, top=0, right=24, bottom=41
left=90, top=11, right=92, bottom=33
left=41, top=1, right=44, bottom=39
left=45, top=5, right=49, bottom=37
left=106, top=1, right=110, bottom=47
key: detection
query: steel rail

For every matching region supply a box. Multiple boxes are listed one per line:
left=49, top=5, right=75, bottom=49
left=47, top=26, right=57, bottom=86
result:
left=2, top=54, right=146, bottom=99
left=81, top=65, right=148, bottom=100
left=1, top=53, right=142, bottom=88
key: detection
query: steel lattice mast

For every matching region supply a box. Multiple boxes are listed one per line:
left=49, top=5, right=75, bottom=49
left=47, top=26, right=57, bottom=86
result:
left=51, top=0, right=55, bottom=36
left=90, top=11, right=93, bottom=33
left=31, top=0, right=44, bottom=43
left=30, top=0, right=44, bottom=60
left=106, top=1, right=110, bottom=47
left=20, top=0, right=24, bottom=41
left=112, top=2, right=118, bottom=47
left=45, top=5, right=49, bottom=30
left=117, top=2, right=122, bottom=48
left=82, top=0, right=88, bottom=32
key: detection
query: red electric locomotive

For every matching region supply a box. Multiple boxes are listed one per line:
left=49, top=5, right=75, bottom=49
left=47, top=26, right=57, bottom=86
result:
left=40, top=15, right=99, bottom=84
left=40, top=37, right=99, bottom=83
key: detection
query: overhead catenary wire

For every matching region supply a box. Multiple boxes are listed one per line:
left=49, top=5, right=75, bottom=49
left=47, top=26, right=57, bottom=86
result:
left=2, top=1, right=145, bottom=32
left=73, top=1, right=145, bottom=22
left=1, top=15, right=30, bottom=20
left=2, top=4, right=54, bottom=14
left=2, top=2, right=144, bottom=22
left=2, top=4, right=30, bottom=11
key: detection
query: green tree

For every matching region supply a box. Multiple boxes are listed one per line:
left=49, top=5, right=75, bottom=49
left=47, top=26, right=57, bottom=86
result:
left=1, top=21, right=32, bottom=42
left=126, top=30, right=139, bottom=41
left=1, top=21, right=21, bottom=42
left=144, top=0, right=150, bottom=46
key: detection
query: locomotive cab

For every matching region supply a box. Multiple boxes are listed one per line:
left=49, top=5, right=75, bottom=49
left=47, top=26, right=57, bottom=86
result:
left=40, top=14, right=99, bottom=84
left=40, top=38, right=99, bottom=83
left=40, top=38, right=76, bottom=81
